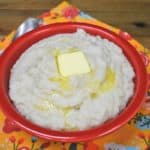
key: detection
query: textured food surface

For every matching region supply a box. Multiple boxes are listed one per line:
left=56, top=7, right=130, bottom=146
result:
left=9, top=29, right=135, bottom=131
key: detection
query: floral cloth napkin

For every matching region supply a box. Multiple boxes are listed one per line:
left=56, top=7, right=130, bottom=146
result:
left=0, top=2, right=150, bottom=150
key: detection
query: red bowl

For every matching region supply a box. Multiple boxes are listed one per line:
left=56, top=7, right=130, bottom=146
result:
left=0, top=22, right=148, bottom=142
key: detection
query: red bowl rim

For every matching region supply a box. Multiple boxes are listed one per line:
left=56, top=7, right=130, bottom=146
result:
left=0, top=22, right=148, bottom=142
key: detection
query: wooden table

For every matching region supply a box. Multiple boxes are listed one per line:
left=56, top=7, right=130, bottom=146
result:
left=0, top=0, right=150, bottom=49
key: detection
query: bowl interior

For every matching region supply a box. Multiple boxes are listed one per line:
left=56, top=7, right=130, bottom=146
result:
left=0, top=22, right=148, bottom=142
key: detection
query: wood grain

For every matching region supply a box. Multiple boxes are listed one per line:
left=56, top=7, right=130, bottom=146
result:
left=0, top=0, right=149, bottom=49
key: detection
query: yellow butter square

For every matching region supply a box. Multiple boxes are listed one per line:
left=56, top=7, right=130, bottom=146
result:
left=57, top=51, right=91, bottom=77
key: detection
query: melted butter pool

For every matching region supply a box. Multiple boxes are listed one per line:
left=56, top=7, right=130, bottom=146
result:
left=48, top=76, right=72, bottom=90
left=90, top=67, right=116, bottom=99
left=99, top=67, right=116, bottom=92
left=34, top=98, right=73, bottom=116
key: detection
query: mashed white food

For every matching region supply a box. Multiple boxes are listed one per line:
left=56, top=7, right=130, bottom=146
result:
left=9, top=29, right=135, bottom=131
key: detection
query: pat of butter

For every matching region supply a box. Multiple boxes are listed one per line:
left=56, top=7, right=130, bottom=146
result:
left=57, top=51, right=91, bottom=77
